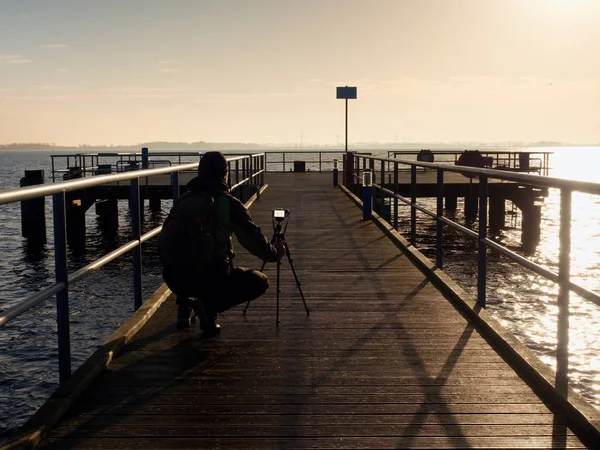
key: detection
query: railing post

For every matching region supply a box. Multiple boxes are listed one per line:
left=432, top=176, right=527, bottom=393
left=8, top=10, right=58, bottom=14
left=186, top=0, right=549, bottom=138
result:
left=141, top=147, right=149, bottom=169
left=130, top=177, right=142, bottom=310
left=477, top=175, right=488, bottom=306
left=436, top=169, right=444, bottom=269
left=410, top=165, right=416, bottom=246
left=242, top=158, right=247, bottom=201
left=362, top=169, right=372, bottom=220
left=235, top=160, right=240, bottom=198
left=282, top=152, right=286, bottom=172
left=557, top=188, right=572, bottom=392
left=53, top=191, right=71, bottom=384
left=393, top=162, right=399, bottom=230
left=379, top=160, right=385, bottom=218
left=333, top=159, right=339, bottom=186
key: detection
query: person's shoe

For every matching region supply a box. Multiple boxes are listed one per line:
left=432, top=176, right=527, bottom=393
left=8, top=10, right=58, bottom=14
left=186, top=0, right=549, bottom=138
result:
left=176, top=305, right=194, bottom=330
left=192, top=299, right=221, bottom=337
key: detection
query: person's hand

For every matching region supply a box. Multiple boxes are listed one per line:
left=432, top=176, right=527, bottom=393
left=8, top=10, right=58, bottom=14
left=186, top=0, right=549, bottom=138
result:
left=274, top=242, right=286, bottom=261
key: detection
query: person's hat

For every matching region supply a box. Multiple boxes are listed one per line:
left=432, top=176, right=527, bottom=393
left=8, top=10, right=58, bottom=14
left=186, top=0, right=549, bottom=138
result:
left=198, top=151, right=228, bottom=178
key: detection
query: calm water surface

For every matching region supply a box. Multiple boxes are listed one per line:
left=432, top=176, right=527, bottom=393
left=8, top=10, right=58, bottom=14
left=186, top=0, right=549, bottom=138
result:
left=1, top=147, right=599, bottom=440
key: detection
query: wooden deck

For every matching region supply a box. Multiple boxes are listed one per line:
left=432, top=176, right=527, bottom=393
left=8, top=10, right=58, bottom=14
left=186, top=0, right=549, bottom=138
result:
left=40, top=173, right=592, bottom=449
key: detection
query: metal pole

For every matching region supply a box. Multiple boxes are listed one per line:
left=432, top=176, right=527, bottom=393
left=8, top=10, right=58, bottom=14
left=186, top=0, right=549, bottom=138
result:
left=556, top=188, right=572, bottom=393
left=393, top=162, right=399, bottom=230
left=410, top=165, right=417, bottom=246
left=436, top=169, right=444, bottom=269
left=53, top=191, right=71, bottom=384
left=130, top=177, right=142, bottom=310
left=380, top=160, right=385, bottom=217
left=345, top=98, right=348, bottom=153
left=477, top=175, right=488, bottom=306
left=362, top=169, right=372, bottom=220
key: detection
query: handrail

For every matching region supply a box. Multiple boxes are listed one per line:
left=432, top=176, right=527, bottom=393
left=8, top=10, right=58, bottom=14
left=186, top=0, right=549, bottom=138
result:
left=0, top=154, right=265, bottom=385
left=346, top=151, right=598, bottom=399
left=50, top=150, right=361, bottom=178
left=374, top=155, right=600, bottom=195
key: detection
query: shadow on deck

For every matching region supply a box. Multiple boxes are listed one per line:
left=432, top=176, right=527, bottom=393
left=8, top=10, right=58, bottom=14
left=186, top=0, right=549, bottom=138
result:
left=37, top=173, right=594, bottom=449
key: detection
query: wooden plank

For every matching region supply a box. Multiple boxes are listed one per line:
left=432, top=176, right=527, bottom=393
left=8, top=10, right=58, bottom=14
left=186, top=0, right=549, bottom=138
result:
left=40, top=436, right=588, bottom=449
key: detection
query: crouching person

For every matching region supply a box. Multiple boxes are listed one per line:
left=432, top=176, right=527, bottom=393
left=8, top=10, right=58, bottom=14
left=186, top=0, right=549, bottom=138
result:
left=159, top=151, right=285, bottom=337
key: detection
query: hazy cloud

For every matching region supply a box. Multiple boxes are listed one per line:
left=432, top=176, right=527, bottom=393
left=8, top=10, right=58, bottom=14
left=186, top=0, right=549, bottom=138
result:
left=158, top=60, right=175, bottom=65
left=159, top=68, right=180, bottom=73
left=0, top=54, right=31, bottom=65
left=33, top=85, right=63, bottom=91
left=38, top=44, right=68, bottom=49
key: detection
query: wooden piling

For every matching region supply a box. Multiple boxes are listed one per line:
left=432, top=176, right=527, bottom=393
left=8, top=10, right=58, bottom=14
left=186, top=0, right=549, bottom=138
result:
left=149, top=193, right=161, bottom=212
left=63, top=168, right=86, bottom=251
left=464, top=193, right=478, bottom=219
left=445, top=196, right=457, bottom=211
left=95, top=196, right=119, bottom=237
left=20, top=170, right=47, bottom=249
left=489, top=196, right=506, bottom=232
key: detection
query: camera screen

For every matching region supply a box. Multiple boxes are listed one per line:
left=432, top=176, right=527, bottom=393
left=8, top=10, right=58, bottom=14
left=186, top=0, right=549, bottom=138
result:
left=273, top=209, right=286, bottom=218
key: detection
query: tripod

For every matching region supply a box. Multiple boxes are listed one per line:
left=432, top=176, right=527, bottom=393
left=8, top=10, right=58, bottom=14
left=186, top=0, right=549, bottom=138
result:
left=243, top=211, right=310, bottom=326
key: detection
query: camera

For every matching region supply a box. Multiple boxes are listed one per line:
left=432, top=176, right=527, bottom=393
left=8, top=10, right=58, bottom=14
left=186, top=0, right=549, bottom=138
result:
left=273, top=208, right=290, bottom=221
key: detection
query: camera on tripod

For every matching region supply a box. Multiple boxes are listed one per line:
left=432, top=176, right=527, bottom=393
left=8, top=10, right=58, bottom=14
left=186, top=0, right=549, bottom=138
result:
left=272, top=208, right=290, bottom=221
left=244, top=206, right=310, bottom=325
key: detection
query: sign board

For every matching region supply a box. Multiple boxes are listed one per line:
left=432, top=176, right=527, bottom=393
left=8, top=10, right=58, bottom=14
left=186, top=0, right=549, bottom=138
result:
left=336, top=86, right=357, bottom=99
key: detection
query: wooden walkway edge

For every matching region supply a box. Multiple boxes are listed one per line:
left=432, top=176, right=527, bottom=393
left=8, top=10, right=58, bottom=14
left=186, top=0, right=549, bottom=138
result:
left=6, top=173, right=600, bottom=449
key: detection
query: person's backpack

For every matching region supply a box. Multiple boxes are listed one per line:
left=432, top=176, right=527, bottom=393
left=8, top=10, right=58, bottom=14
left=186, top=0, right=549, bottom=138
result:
left=158, top=191, right=218, bottom=273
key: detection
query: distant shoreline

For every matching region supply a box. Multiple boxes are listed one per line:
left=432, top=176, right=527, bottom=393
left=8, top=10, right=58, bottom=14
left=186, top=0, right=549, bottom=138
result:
left=1, top=142, right=598, bottom=152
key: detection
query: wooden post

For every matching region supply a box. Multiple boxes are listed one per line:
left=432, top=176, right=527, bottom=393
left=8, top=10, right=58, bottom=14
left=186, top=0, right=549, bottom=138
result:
left=489, top=196, right=506, bottom=233
left=95, top=195, right=119, bottom=237
left=522, top=203, right=542, bottom=253
left=20, top=170, right=47, bottom=249
left=62, top=168, right=86, bottom=251
left=464, top=194, right=478, bottom=220
left=445, top=196, right=457, bottom=211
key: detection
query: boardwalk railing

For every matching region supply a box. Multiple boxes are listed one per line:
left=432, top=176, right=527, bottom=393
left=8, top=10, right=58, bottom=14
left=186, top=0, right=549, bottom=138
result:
left=50, top=149, right=373, bottom=180
left=0, top=154, right=264, bottom=384
left=387, top=149, right=552, bottom=176
left=344, top=152, right=600, bottom=388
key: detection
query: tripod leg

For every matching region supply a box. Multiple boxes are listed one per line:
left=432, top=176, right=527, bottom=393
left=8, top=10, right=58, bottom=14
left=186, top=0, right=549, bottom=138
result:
left=283, top=242, right=310, bottom=315
left=243, top=258, right=267, bottom=316
left=276, top=259, right=281, bottom=327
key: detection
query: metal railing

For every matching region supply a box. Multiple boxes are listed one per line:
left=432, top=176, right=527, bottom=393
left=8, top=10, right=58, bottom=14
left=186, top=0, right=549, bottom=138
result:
left=344, top=153, right=600, bottom=392
left=387, top=150, right=552, bottom=176
left=347, top=153, right=600, bottom=306
left=262, top=150, right=371, bottom=172
left=0, top=154, right=265, bottom=384
left=50, top=150, right=373, bottom=180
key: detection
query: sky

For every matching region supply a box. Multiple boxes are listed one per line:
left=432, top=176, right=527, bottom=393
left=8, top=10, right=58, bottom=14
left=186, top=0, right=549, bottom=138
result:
left=0, top=0, right=599, bottom=146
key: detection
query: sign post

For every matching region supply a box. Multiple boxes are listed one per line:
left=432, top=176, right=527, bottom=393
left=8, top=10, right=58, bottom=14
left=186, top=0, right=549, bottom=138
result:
left=336, top=86, right=357, bottom=153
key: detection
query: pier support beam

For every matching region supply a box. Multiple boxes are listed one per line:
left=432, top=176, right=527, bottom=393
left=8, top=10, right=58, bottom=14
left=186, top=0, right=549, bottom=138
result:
left=63, top=168, right=86, bottom=251
left=489, top=196, right=506, bottom=233
left=20, top=170, right=47, bottom=250
left=445, top=196, right=457, bottom=211
left=522, top=203, right=542, bottom=253
left=95, top=196, right=119, bottom=237
left=149, top=193, right=161, bottom=212
left=66, top=201, right=86, bottom=252
left=464, top=194, right=478, bottom=220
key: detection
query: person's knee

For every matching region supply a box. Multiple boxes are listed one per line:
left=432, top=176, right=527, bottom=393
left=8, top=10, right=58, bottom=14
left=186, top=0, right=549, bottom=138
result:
left=258, top=273, right=269, bottom=295
left=246, top=270, right=269, bottom=299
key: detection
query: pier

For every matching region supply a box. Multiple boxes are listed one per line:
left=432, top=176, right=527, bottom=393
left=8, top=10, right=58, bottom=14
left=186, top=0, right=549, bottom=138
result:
left=2, top=152, right=600, bottom=449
